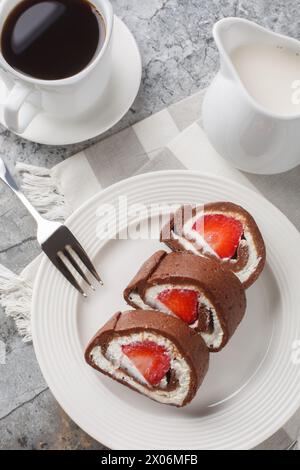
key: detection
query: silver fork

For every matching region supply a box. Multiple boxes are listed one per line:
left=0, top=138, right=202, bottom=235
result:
left=0, top=158, right=102, bottom=296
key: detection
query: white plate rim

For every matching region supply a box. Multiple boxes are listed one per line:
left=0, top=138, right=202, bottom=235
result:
left=31, top=170, right=300, bottom=450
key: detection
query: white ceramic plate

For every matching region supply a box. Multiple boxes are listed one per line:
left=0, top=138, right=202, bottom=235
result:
left=0, top=16, right=141, bottom=145
left=32, top=171, right=300, bottom=450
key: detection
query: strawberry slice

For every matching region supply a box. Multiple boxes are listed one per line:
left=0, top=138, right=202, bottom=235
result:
left=122, top=341, right=170, bottom=386
left=192, top=214, right=243, bottom=259
left=157, top=289, right=199, bottom=324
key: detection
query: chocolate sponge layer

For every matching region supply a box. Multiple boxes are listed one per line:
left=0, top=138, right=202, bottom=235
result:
left=160, top=202, right=266, bottom=288
left=124, top=251, right=246, bottom=351
left=85, top=309, right=209, bottom=407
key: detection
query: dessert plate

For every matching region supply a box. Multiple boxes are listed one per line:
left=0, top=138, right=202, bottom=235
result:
left=0, top=16, right=141, bottom=145
left=32, top=171, right=300, bottom=450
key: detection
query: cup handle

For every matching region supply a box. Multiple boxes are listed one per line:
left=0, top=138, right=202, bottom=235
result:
left=3, top=82, right=41, bottom=134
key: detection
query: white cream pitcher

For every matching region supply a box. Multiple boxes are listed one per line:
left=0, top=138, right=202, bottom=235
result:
left=203, top=18, right=300, bottom=174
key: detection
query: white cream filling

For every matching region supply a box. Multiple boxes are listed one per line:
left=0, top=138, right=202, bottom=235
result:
left=90, top=332, right=191, bottom=406
left=127, top=292, right=149, bottom=309
left=171, top=210, right=261, bottom=284
left=143, top=283, right=223, bottom=349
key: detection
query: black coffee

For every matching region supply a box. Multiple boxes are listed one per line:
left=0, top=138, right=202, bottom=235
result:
left=1, top=0, right=105, bottom=80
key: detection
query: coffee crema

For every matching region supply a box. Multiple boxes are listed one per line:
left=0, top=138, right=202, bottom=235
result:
left=1, top=0, right=106, bottom=80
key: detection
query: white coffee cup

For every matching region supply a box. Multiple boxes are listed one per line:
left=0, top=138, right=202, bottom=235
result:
left=0, top=0, right=114, bottom=134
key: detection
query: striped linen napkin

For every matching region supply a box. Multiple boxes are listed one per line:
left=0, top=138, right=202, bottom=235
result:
left=0, top=88, right=298, bottom=449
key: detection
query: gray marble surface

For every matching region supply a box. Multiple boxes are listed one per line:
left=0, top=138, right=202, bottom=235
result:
left=0, top=0, right=300, bottom=450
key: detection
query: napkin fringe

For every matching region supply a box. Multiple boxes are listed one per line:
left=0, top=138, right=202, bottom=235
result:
left=0, top=264, right=32, bottom=342
left=16, top=162, right=71, bottom=222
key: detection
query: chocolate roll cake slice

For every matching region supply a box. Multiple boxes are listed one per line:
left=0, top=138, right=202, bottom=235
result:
left=160, top=202, right=266, bottom=288
left=85, top=310, right=209, bottom=407
left=124, top=251, right=246, bottom=352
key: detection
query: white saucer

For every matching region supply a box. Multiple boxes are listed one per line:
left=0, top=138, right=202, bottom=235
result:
left=0, top=16, right=142, bottom=146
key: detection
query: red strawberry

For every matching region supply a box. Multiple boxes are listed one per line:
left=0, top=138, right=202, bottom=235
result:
left=122, top=341, right=170, bottom=386
left=157, top=289, right=199, bottom=324
left=192, top=214, right=243, bottom=259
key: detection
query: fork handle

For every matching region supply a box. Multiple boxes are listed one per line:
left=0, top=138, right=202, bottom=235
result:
left=0, top=157, right=43, bottom=224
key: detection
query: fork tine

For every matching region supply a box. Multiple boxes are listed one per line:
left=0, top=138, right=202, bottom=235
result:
left=54, top=255, right=87, bottom=297
left=71, top=241, right=103, bottom=285
left=63, top=248, right=95, bottom=290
